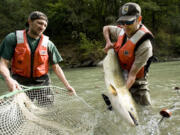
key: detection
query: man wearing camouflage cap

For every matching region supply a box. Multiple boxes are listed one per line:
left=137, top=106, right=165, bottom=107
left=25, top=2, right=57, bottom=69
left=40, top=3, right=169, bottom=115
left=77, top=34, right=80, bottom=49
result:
left=103, top=2, right=154, bottom=105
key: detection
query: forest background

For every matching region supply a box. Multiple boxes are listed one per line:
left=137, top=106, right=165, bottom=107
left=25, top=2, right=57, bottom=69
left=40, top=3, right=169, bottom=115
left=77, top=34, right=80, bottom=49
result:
left=0, top=0, right=180, bottom=67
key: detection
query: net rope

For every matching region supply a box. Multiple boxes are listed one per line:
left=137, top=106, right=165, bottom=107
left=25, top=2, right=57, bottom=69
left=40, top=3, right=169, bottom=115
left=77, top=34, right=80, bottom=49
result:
left=0, top=85, right=97, bottom=135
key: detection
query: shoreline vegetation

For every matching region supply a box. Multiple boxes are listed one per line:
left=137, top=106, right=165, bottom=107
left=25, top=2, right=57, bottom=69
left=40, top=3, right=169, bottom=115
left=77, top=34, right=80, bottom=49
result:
left=60, top=58, right=180, bottom=68
left=58, top=45, right=180, bottom=68
left=0, top=0, right=180, bottom=68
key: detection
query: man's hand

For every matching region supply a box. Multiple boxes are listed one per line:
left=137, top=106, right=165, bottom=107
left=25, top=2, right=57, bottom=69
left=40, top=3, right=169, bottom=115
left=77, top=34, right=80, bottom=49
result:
left=5, top=77, right=21, bottom=91
left=0, top=58, right=22, bottom=92
left=104, top=42, right=114, bottom=53
left=52, top=64, right=77, bottom=96
left=66, top=85, right=77, bottom=96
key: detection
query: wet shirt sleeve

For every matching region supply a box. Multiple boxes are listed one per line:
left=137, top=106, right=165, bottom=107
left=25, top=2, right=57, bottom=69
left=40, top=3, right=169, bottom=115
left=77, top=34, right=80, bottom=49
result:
left=108, top=26, right=122, bottom=41
left=0, top=32, right=17, bottom=60
left=48, top=40, right=63, bottom=64
left=134, top=40, right=153, bottom=69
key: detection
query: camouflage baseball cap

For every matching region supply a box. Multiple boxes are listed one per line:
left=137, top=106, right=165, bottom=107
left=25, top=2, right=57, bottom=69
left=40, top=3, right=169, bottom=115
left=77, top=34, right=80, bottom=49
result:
left=117, top=2, right=141, bottom=23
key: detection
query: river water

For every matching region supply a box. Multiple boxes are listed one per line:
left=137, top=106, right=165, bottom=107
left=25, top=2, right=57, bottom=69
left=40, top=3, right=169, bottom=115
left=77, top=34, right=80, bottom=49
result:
left=0, top=61, right=180, bottom=135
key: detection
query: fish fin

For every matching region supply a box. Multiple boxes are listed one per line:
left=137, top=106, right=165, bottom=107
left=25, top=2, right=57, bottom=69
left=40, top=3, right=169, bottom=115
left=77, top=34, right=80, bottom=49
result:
left=109, top=84, right=117, bottom=96
left=102, top=94, right=113, bottom=111
left=128, top=111, right=138, bottom=126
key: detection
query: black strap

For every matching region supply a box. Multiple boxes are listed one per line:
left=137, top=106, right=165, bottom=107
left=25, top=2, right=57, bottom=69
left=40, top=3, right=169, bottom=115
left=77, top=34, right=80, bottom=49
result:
left=134, top=33, right=154, bottom=76
left=12, top=74, right=50, bottom=85
left=134, top=33, right=154, bottom=52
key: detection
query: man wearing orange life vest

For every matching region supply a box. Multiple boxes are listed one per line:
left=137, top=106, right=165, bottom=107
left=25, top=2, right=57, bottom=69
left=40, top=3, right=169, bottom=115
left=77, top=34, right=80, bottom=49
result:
left=103, top=2, right=154, bottom=105
left=0, top=11, right=76, bottom=105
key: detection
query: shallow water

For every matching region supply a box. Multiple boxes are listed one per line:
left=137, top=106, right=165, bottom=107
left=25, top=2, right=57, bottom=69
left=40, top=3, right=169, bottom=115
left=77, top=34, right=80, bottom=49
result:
left=0, top=61, right=180, bottom=135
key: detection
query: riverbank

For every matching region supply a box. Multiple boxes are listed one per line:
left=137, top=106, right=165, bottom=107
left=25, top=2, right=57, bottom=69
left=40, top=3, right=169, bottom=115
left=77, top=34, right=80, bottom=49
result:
left=58, top=45, right=180, bottom=68
left=58, top=44, right=105, bottom=68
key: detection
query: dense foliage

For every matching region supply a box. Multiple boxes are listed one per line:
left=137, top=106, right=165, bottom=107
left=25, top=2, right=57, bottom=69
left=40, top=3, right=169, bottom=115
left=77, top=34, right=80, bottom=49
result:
left=0, top=0, right=180, bottom=66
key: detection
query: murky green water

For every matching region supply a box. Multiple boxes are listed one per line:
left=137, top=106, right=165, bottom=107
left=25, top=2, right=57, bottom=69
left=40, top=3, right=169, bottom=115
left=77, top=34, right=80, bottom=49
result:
left=0, top=61, right=180, bottom=135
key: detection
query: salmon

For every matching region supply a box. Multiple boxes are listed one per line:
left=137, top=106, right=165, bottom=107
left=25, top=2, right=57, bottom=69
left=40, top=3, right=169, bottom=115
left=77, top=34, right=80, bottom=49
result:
left=103, top=49, right=139, bottom=126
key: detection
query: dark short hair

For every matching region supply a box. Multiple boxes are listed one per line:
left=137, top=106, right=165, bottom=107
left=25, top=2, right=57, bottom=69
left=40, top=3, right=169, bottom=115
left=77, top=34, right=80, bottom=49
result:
left=26, top=11, right=48, bottom=27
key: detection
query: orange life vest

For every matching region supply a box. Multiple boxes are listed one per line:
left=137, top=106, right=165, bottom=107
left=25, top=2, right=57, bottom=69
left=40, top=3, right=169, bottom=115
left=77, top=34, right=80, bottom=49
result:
left=114, top=25, right=153, bottom=79
left=12, top=30, right=49, bottom=78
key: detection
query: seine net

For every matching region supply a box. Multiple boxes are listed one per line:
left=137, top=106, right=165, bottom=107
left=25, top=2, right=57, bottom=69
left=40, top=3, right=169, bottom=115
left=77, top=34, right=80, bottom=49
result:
left=0, top=85, right=97, bottom=135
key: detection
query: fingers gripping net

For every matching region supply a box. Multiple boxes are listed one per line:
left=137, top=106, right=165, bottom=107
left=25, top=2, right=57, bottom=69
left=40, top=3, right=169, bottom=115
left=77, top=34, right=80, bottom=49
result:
left=0, top=85, right=96, bottom=135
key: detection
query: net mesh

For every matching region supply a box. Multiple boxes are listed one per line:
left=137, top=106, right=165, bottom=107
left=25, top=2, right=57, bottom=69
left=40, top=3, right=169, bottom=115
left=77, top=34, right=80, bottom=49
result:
left=0, top=85, right=96, bottom=135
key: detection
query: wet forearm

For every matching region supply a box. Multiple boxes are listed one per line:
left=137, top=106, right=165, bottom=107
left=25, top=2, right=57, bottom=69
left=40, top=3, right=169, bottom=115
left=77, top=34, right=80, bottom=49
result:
left=0, top=58, right=11, bottom=81
left=126, top=75, right=136, bottom=89
left=52, top=64, right=70, bottom=88
left=126, top=64, right=142, bottom=89
left=0, top=58, right=21, bottom=91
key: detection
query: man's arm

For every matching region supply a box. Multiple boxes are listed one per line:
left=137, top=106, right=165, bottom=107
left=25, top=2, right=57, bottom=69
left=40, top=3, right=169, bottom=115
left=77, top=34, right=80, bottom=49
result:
left=103, top=25, right=122, bottom=52
left=126, top=40, right=153, bottom=89
left=52, top=64, right=76, bottom=95
left=0, top=57, right=21, bottom=91
left=126, top=64, right=141, bottom=89
left=103, top=26, right=115, bottom=52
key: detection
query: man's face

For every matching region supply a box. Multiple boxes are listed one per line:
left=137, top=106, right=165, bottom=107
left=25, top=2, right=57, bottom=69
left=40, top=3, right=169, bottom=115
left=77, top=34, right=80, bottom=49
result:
left=121, top=18, right=139, bottom=38
left=29, top=19, right=47, bottom=37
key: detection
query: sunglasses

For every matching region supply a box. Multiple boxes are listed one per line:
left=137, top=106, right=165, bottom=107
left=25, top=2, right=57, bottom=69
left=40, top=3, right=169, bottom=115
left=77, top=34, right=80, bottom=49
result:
left=118, top=19, right=136, bottom=25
